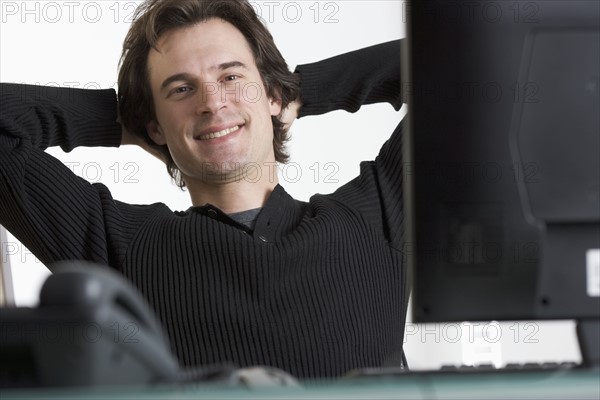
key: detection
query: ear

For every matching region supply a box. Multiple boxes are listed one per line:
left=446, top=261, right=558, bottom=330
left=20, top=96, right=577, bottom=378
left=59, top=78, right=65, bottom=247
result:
left=146, top=120, right=167, bottom=146
left=268, top=93, right=282, bottom=117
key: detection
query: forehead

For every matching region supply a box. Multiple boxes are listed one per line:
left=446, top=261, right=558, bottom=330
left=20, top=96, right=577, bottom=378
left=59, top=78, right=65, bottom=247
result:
left=147, top=18, right=255, bottom=77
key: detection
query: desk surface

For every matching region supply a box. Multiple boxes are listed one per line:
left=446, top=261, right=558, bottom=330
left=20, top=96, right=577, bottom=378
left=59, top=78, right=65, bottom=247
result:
left=2, top=368, right=599, bottom=400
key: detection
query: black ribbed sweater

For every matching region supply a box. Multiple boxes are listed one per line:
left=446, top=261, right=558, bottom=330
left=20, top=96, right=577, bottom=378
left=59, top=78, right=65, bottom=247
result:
left=0, top=40, right=406, bottom=378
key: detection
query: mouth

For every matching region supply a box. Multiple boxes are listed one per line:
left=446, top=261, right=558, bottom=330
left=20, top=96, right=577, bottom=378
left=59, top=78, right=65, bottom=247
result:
left=195, top=124, right=244, bottom=141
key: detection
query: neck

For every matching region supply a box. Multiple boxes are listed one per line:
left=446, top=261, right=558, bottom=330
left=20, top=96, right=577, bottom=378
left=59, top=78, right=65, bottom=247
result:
left=185, top=166, right=279, bottom=214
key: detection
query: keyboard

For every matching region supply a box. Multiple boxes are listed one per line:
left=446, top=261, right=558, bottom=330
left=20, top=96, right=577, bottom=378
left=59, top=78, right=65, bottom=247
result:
left=344, top=361, right=581, bottom=379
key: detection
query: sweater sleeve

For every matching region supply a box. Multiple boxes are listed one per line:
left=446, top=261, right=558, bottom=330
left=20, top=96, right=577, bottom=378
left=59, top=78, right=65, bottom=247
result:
left=294, top=40, right=406, bottom=250
left=295, top=40, right=404, bottom=117
left=0, top=83, right=140, bottom=269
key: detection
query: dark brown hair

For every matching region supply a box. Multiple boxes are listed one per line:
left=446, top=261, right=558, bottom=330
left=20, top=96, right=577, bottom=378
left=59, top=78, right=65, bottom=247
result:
left=118, top=0, right=300, bottom=188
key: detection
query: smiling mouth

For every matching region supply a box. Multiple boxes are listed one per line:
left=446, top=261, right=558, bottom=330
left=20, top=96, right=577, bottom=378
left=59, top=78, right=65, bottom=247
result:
left=197, top=125, right=242, bottom=141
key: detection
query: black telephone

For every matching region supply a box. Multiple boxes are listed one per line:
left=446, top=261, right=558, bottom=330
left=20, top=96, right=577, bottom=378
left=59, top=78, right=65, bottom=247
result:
left=0, top=261, right=180, bottom=387
left=0, top=261, right=300, bottom=388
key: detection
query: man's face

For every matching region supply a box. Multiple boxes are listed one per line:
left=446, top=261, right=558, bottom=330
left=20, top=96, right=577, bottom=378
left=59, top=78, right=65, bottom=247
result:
left=146, top=18, right=282, bottom=184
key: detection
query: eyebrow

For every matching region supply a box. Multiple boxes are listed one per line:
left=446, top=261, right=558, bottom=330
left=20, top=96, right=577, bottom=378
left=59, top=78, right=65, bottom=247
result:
left=160, top=61, right=249, bottom=91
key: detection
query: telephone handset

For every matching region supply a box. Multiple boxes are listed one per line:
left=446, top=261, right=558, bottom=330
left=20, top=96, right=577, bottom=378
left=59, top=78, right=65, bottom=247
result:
left=40, top=261, right=181, bottom=386
left=1, top=261, right=300, bottom=388
left=1, top=261, right=180, bottom=387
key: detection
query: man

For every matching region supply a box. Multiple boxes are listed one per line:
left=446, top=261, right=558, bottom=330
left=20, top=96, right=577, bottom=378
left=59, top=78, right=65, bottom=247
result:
left=0, top=0, right=406, bottom=378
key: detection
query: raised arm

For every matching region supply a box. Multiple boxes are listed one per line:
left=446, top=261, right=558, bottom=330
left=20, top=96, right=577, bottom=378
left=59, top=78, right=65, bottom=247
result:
left=0, top=83, right=139, bottom=269
left=293, top=40, right=406, bottom=250
left=295, top=39, right=404, bottom=117
left=0, top=83, right=122, bottom=150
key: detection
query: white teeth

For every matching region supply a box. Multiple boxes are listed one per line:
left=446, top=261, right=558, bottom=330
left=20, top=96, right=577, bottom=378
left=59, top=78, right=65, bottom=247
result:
left=199, top=125, right=240, bottom=140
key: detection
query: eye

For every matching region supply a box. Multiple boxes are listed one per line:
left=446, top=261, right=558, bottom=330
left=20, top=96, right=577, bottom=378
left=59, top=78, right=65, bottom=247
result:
left=224, top=75, right=239, bottom=82
left=173, top=86, right=193, bottom=94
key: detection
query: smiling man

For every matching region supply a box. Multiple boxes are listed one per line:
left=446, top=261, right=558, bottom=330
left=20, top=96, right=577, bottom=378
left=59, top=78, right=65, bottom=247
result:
left=144, top=19, right=284, bottom=212
left=0, top=0, right=407, bottom=378
left=118, top=0, right=301, bottom=215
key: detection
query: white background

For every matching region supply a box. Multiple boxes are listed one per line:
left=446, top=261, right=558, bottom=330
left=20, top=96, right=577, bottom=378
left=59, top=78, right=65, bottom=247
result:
left=0, top=0, right=579, bottom=370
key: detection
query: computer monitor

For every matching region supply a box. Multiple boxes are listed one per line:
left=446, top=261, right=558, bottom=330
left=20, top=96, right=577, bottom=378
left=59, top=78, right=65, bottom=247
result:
left=405, top=0, right=599, bottom=365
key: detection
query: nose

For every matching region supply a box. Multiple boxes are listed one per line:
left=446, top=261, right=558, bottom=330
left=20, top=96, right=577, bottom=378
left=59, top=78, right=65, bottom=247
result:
left=196, top=82, right=225, bottom=115
left=197, top=81, right=240, bottom=115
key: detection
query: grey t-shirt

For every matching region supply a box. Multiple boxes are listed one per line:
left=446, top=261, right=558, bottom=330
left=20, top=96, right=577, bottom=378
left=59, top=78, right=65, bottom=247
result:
left=228, top=207, right=262, bottom=230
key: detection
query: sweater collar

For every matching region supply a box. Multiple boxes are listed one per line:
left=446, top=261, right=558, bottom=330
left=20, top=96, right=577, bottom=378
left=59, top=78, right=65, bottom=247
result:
left=253, top=184, right=308, bottom=243
left=185, top=184, right=307, bottom=242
